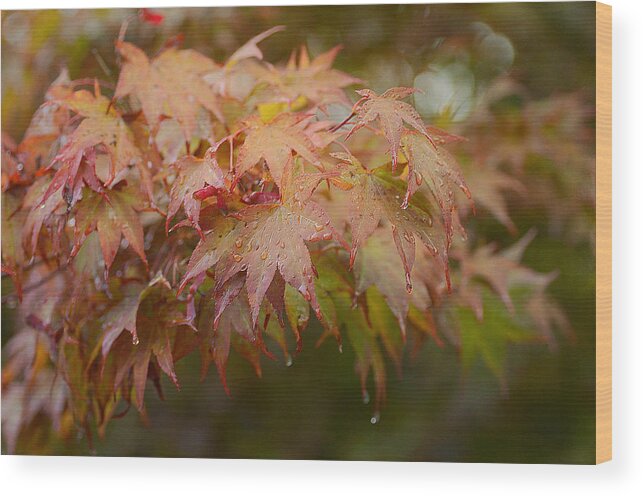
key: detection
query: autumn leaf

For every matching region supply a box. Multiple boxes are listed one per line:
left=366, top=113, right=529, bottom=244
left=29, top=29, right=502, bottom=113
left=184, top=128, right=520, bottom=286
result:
left=332, top=152, right=450, bottom=292
left=455, top=229, right=567, bottom=346
left=354, top=230, right=434, bottom=337
left=456, top=288, right=535, bottom=383
left=16, top=69, right=72, bottom=180
left=233, top=113, right=321, bottom=187
left=203, top=26, right=285, bottom=99
left=41, top=89, right=141, bottom=205
left=100, top=280, right=146, bottom=355
left=249, top=45, right=360, bottom=107
left=115, top=41, right=223, bottom=138
left=400, top=131, right=471, bottom=245
left=1, top=192, right=27, bottom=297
left=71, top=188, right=148, bottom=274
left=347, top=87, right=434, bottom=169
left=106, top=275, right=188, bottom=411
left=181, top=166, right=343, bottom=326
left=166, top=149, right=227, bottom=235
left=22, top=176, right=67, bottom=256
left=463, top=165, right=525, bottom=232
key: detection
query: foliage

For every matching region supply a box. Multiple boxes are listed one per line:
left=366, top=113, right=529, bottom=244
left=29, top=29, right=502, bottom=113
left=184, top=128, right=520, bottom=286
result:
left=0, top=18, right=580, bottom=453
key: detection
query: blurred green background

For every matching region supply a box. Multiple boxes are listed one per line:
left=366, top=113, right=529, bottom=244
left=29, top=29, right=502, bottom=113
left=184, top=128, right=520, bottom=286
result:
left=1, top=3, right=596, bottom=462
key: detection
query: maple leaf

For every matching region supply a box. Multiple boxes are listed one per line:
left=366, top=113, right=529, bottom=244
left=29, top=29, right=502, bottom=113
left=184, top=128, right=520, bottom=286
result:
left=455, top=229, right=566, bottom=344
left=41, top=89, right=141, bottom=206
left=100, top=281, right=146, bottom=355
left=138, top=8, right=164, bottom=25
left=15, top=69, right=72, bottom=180
left=181, top=165, right=343, bottom=326
left=115, top=41, right=223, bottom=138
left=166, top=149, right=226, bottom=235
left=1, top=192, right=27, bottom=297
left=464, top=164, right=525, bottom=232
left=22, top=176, right=67, bottom=256
left=347, top=87, right=434, bottom=169
left=249, top=45, right=360, bottom=107
left=332, top=152, right=450, bottom=292
left=104, top=275, right=188, bottom=411
left=207, top=274, right=262, bottom=392
left=71, top=188, right=148, bottom=275
left=400, top=131, right=471, bottom=245
left=456, top=288, right=536, bottom=384
left=203, top=26, right=285, bottom=100
left=1, top=363, right=67, bottom=454
left=354, top=230, right=435, bottom=337
left=233, top=113, right=321, bottom=187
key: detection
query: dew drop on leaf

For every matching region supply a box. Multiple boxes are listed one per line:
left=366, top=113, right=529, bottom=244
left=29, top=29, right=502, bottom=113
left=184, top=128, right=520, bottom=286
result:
left=415, top=172, right=423, bottom=186
left=406, top=274, right=413, bottom=294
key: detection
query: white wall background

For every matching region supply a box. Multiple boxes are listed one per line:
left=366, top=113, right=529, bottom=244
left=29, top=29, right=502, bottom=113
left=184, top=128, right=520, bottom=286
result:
left=0, top=0, right=640, bottom=494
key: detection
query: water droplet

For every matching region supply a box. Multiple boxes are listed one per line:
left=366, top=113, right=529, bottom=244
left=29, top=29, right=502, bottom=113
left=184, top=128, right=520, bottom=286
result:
left=314, top=224, right=324, bottom=232
left=132, top=335, right=140, bottom=346
left=16, top=163, right=24, bottom=172
left=233, top=254, right=243, bottom=262
left=370, top=412, right=380, bottom=425
left=285, top=355, right=293, bottom=367
left=406, top=278, right=413, bottom=294
left=39, top=204, right=45, bottom=209
left=260, top=251, right=268, bottom=260
left=322, top=232, right=332, bottom=241
left=235, top=238, right=243, bottom=248
left=67, top=217, right=76, bottom=228
left=415, top=172, right=423, bottom=186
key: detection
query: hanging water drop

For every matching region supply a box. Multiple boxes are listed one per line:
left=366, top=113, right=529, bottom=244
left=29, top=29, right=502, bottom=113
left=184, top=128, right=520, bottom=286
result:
left=233, top=254, right=243, bottom=262
left=235, top=238, right=243, bottom=248
left=370, top=412, right=380, bottom=425
left=260, top=250, right=268, bottom=260
left=132, top=335, right=140, bottom=346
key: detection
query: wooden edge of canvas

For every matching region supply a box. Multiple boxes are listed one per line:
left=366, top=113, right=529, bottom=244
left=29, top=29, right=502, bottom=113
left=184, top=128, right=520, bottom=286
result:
left=595, top=1, right=612, bottom=465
